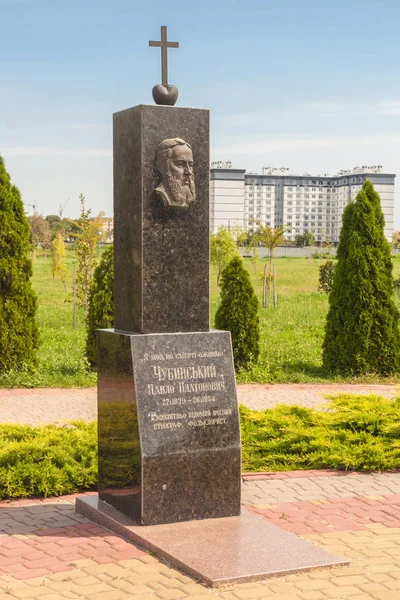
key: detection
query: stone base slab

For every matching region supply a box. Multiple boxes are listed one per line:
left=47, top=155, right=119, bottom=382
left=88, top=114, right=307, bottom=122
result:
left=76, top=495, right=348, bottom=587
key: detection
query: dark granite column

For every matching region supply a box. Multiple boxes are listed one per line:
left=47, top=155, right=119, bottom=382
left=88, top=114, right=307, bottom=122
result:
left=113, top=105, right=210, bottom=334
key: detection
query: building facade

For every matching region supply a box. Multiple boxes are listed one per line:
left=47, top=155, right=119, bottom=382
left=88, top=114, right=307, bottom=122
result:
left=210, top=164, right=395, bottom=242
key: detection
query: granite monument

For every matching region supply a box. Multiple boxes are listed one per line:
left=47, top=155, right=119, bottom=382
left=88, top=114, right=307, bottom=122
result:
left=96, top=25, right=241, bottom=525
left=76, top=28, right=348, bottom=584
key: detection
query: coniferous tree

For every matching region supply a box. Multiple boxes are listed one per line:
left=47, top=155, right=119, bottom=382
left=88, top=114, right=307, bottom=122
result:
left=86, top=245, right=114, bottom=368
left=0, top=157, right=39, bottom=372
left=323, top=179, right=400, bottom=375
left=215, top=256, right=260, bottom=370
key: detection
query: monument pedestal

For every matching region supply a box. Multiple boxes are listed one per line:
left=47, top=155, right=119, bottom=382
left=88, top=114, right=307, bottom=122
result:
left=76, top=497, right=349, bottom=587
left=97, top=328, right=241, bottom=526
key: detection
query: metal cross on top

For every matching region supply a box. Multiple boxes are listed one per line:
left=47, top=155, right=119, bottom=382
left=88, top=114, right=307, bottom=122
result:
left=149, top=26, right=179, bottom=87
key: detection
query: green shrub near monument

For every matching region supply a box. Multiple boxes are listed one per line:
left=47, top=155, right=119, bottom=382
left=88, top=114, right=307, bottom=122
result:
left=1, top=393, right=400, bottom=499
left=0, top=157, right=39, bottom=372
left=323, top=180, right=400, bottom=375
left=215, top=256, right=260, bottom=370
left=86, top=245, right=114, bottom=368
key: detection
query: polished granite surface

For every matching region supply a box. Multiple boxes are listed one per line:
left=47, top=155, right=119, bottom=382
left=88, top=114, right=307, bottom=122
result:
left=113, top=104, right=210, bottom=334
left=76, top=496, right=349, bottom=587
left=97, top=329, right=241, bottom=525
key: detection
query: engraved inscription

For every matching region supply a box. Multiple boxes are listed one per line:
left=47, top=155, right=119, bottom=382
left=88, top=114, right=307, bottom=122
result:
left=155, top=138, right=196, bottom=208
left=137, top=346, right=236, bottom=434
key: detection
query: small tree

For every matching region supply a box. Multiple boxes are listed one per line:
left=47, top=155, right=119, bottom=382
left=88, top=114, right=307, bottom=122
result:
left=28, top=213, right=51, bottom=259
left=215, top=256, right=260, bottom=370
left=295, top=230, right=315, bottom=247
left=323, top=180, right=400, bottom=375
left=74, top=194, right=104, bottom=318
left=251, top=223, right=287, bottom=276
left=0, top=156, right=39, bottom=372
left=51, top=231, right=65, bottom=279
left=248, top=243, right=259, bottom=273
left=210, top=226, right=239, bottom=285
left=86, top=245, right=114, bottom=368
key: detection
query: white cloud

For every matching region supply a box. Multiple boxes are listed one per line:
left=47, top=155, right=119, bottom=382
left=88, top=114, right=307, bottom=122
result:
left=214, top=134, right=400, bottom=155
left=1, top=146, right=111, bottom=158
left=376, top=102, right=400, bottom=115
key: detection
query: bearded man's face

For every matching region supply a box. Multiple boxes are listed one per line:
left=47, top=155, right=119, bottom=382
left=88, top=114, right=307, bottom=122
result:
left=164, top=144, right=196, bottom=206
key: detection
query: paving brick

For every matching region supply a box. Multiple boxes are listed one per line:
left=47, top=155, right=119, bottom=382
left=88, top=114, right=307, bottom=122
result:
left=88, top=591, right=126, bottom=600
left=234, top=589, right=272, bottom=599
left=72, top=583, right=112, bottom=596
left=178, top=583, right=208, bottom=595
left=329, top=575, right=366, bottom=586
left=36, top=595, right=72, bottom=600
left=297, top=592, right=327, bottom=600
left=325, top=585, right=364, bottom=596
left=126, top=573, right=166, bottom=585
left=156, top=588, right=188, bottom=599
left=358, top=581, right=391, bottom=595
left=12, top=587, right=56, bottom=598
left=160, top=577, right=188, bottom=589
left=295, top=579, right=333, bottom=592
left=129, top=595, right=162, bottom=600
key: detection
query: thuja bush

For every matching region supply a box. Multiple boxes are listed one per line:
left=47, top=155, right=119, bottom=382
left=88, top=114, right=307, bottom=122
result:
left=86, top=245, right=114, bottom=368
left=215, top=256, right=260, bottom=370
left=0, top=156, right=39, bottom=372
left=323, top=180, right=400, bottom=375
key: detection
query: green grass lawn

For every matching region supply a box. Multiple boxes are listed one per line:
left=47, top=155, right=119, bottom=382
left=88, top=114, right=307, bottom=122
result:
left=2, top=249, right=400, bottom=388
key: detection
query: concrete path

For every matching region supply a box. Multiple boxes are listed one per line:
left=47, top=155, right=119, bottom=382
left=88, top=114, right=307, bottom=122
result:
left=0, top=383, right=398, bottom=425
left=1, top=384, right=400, bottom=599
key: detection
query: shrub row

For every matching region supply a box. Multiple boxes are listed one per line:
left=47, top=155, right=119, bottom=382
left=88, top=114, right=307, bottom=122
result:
left=1, top=394, right=400, bottom=499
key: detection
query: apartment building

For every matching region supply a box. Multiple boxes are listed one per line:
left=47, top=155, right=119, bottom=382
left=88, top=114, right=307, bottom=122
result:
left=210, top=164, right=395, bottom=242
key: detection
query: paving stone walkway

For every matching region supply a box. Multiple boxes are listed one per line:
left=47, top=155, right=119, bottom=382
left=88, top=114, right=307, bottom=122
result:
left=1, top=384, right=400, bottom=599
left=0, top=383, right=398, bottom=425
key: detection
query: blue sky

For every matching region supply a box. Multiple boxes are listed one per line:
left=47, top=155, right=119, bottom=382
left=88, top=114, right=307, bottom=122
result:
left=2, top=0, right=400, bottom=226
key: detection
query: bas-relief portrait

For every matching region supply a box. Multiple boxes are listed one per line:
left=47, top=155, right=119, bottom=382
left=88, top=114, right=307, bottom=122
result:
left=155, top=138, right=196, bottom=208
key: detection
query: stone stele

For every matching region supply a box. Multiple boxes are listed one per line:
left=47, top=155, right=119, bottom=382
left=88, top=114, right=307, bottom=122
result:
left=113, top=104, right=209, bottom=334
